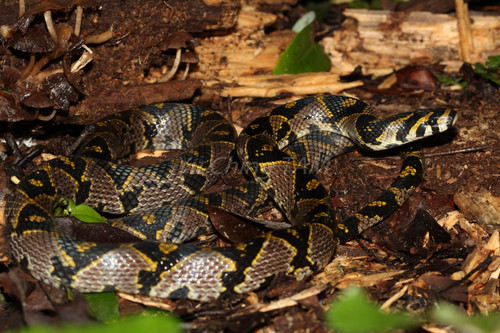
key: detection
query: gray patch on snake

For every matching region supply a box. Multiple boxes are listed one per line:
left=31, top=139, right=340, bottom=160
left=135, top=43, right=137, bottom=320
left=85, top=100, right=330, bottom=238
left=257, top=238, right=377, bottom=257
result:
left=234, top=235, right=296, bottom=294
left=306, top=223, right=336, bottom=268
left=149, top=250, right=236, bottom=301
left=72, top=246, right=154, bottom=294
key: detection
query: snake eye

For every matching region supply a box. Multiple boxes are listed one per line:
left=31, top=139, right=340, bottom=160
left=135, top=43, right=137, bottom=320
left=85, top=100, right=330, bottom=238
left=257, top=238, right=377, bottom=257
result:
left=427, top=118, right=437, bottom=126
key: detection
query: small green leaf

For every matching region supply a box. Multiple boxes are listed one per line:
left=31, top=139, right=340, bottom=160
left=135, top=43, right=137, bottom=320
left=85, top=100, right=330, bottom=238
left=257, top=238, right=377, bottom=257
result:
left=327, top=286, right=417, bottom=333
left=110, top=312, right=181, bottom=333
left=485, top=55, right=500, bottom=70
left=1, top=86, right=12, bottom=94
left=16, top=311, right=181, bottom=333
left=55, top=198, right=107, bottom=223
left=84, top=292, right=120, bottom=323
left=70, top=202, right=108, bottom=223
left=435, top=73, right=468, bottom=89
left=474, top=55, right=500, bottom=85
left=273, top=22, right=331, bottom=75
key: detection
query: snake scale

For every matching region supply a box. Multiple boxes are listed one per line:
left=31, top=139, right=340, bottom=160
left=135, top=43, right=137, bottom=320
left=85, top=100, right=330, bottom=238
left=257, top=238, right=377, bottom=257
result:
left=6, top=95, right=457, bottom=301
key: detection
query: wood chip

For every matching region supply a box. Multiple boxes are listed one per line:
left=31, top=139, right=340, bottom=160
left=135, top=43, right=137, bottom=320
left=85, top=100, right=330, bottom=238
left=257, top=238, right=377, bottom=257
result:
left=380, top=285, right=408, bottom=311
left=454, top=188, right=500, bottom=234
left=258, top=285, right=327, bottom=312
left=321, top=9, right=500, bottom=76
left=117, top=292, right=176, bottom=311
left=220, top=73, right=363, bottom=98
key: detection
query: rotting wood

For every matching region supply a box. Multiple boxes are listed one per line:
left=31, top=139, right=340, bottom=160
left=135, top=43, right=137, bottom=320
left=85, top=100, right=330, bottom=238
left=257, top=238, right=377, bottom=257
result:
left=454, top=189, right=500, bottom=234
left=194, top=6, right=362, bottom=100
left=322, top=9, right=500, bottom=76
left=218, top=73, right=363, bottom=98
left=68, top=80, right=202, bottom=124
left=194, top=6, right=500, bottom=100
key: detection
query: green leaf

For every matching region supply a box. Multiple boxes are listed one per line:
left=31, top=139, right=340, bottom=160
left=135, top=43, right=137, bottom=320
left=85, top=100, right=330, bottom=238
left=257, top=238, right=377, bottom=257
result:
left=273, top=22, right=331, bottom=75
left=84, top=292, right=119, bottom=323
left=435, top=73, right=468, bottom=89
left=485, top=55, right=500, bottom=70
left=1, top=86, right=12, bottom=94
left=326, top=286, right=417, bottom=333
left=474, top=55, right=500, bottom=85
left=55, top=198, right=108, bottom=223
left=432, top=302, right=500, bottom=333
left=70, top=202, right=108, bottom=223
left=15, top=311, right=181, bottom=333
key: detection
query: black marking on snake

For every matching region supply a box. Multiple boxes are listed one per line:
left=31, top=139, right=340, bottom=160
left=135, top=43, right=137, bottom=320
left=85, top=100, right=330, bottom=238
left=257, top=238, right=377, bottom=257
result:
left=119, top=186, right=142, bottom=211
left=182, top=173, right=206, bottom=193
left=16, top=169, right=54, bottom=198
left=16, top=205, right=51, bottom=232
left=74, top=180, right=91, bottom=206
left=143, top=181, right=158, bottom=189
left=143, top=161, right=174, bottom=181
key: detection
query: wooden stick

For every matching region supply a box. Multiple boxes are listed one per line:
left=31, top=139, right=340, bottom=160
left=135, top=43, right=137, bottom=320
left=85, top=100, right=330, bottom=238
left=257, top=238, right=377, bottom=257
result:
left=455, top=0, right=473, bottom=62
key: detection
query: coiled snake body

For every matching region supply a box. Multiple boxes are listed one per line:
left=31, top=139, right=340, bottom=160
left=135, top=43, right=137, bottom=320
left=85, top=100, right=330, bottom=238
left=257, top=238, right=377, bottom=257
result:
left=6, top=95, right=457, bottom=301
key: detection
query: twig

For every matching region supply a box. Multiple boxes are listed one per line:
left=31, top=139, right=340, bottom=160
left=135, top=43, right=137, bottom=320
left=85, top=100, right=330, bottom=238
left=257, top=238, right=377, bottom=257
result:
left=350, top=145, right=489, bottom=161
left=423, top=145, right=489, bottom=158
left=5, top=132, right=23, bottom=159
left=68, top=124, right=96, bottom=155
left=455, top=0, right=474, bottom=61
left=70, top=44, right=93, bottom=72
left=438, top=254, right=495, bottom=296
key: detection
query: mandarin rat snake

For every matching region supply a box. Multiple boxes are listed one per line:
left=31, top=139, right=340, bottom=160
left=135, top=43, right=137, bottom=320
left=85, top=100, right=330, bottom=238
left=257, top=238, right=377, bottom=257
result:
left=6, top=95, right=457, bottom=301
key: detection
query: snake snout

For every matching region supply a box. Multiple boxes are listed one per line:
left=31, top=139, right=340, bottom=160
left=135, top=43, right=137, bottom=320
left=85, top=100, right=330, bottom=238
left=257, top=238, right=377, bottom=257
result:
left=438, top=108, right=458, bottom=130
left=449, top=109, right=458, bottom=126
left=425, top=108, right=457, bottom=135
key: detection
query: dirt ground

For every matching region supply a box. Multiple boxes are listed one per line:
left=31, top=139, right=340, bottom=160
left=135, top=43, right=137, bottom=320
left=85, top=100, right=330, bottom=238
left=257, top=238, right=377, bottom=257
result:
left=0, top=0, right=499, bottom=332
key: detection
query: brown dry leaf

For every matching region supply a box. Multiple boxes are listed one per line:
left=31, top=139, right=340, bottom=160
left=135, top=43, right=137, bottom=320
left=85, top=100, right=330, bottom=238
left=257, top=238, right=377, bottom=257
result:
left=208, top=205, right=265, bottom=244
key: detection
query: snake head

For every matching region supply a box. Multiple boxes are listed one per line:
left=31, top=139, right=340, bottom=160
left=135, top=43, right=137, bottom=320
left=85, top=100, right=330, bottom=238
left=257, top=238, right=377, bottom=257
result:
left=407, top=107, right=457, bottom=139
left=359, top=107, right=458, bottom=151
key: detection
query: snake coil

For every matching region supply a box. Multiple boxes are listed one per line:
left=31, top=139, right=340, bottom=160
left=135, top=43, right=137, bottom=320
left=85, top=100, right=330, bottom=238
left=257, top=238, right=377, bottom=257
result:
left=6, top=95, right=457, bottom=301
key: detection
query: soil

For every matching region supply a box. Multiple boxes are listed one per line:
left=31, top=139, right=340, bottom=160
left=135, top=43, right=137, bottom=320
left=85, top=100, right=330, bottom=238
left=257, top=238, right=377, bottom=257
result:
left=0, top=0, right=499, bottom=332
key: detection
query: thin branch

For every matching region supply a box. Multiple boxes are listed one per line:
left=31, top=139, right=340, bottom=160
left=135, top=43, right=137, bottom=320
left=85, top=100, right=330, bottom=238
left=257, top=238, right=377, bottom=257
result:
left=350, top=145, right=490, bottom=161
left=423, top=145, right=489, bottom=158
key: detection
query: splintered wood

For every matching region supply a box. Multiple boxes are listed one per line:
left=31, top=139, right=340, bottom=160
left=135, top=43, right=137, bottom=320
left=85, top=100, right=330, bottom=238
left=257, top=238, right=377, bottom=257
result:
left=194, top=7, right=500, bottom=99
left=322, top=9, right=500, bottom=76
left=193, top=6, right=364, bottom=99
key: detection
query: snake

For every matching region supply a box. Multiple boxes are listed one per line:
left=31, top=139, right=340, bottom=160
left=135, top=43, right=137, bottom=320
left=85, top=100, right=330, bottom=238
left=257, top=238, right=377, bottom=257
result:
left=5, top=95, right=457, bottom=301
